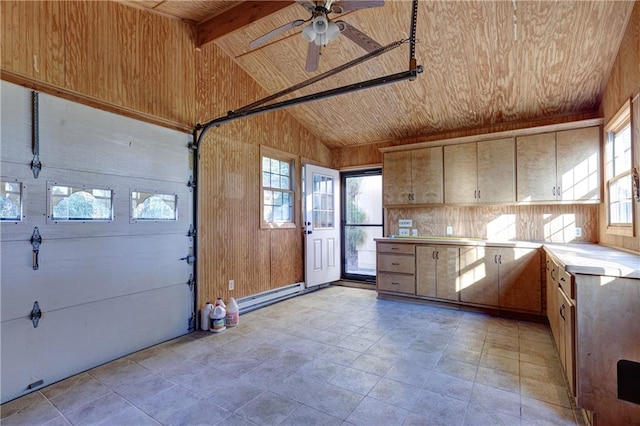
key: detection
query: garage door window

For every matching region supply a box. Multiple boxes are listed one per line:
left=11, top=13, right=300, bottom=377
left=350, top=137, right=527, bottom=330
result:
left=131, top=191, right=178, bottom=221
left=49, top=183, right=113, bottom=222
left=0, top=180, right=23, bottom=221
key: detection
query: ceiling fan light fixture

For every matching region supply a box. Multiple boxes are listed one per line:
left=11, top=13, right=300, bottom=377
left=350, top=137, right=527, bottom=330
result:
left=326, top=21, right=340, bottom=42
left=312, top=15, right=329, bottom=34
left=302, top=24, right=317, bottom=42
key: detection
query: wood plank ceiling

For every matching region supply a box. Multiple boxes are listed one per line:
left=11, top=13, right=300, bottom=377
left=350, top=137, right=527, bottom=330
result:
left=119, top=0, right=635, bottom=148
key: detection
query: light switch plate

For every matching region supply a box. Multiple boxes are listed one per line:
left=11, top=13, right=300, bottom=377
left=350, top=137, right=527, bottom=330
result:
left=399, top=219, right=412, bottom=228
left=575, top=227, right=582, bottom=237
left=399, top=228, right=410, bottom=236
left=411, top=229, right=418, bottom=236
left=446, top=226, right=453, bottom=236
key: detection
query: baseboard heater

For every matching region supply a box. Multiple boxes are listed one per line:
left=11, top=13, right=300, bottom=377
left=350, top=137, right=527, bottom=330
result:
left=237, top=282, right=308, bottom=314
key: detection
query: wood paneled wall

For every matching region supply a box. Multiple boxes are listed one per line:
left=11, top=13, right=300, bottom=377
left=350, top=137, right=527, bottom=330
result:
left=195, top=41, right=331, bottom=305
left=386, top=205, right=598, bottom=243
left=1, top=0, right=195, bottom=129
left=598, top=2, right=640, bottom=254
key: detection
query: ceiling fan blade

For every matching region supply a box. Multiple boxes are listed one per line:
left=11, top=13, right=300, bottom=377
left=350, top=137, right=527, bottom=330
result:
left=305, top=42, right=320, bottom=72
left=249, top=19, right=306, bottom=49
left=336, top=21, right=382, bottom=52
left=331, top=0, right=384, bottom=13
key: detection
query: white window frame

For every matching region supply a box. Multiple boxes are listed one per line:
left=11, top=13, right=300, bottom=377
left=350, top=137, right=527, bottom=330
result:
left=260, top=146, right=297, bottom=229
left=604, top=99, right=634, bottom=236
left=47, top=182, right=114, bottom=223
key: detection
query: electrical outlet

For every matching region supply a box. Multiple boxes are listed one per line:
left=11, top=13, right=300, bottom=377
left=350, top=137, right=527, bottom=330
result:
left=228, top=279, right=234, bottom=291
left=446, top=226, right=453, bottom=236
left=399, top=228, right=410, bottom=237
left=575, top=227, right=582, bottom=238
left=399, top=219, right=412, bottom=228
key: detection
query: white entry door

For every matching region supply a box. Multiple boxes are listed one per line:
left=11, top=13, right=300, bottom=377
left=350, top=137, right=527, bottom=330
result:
left=304, top=164, right=340, bottom=288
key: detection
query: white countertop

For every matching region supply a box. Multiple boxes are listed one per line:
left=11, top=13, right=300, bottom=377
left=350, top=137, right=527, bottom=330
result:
left=543, top=243, right=640, bottom=279
left=376, top=236, right=542, bottom=249
left=376, top=237, right=640, bottom=279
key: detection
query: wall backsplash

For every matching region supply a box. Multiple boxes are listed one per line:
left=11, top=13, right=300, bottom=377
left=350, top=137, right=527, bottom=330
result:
left=386, top=204, right=599, bottom=243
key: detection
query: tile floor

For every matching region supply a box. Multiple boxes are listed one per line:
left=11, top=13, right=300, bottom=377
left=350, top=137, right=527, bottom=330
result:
left=1, top=286, right=584, bottom=425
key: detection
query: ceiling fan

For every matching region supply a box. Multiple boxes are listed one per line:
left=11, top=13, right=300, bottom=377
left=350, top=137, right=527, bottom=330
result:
left=249, top=0, right=385, bottom=72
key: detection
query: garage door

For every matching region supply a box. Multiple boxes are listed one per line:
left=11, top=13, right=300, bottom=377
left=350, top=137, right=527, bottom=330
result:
left=0, top=81, right=194, bottom=403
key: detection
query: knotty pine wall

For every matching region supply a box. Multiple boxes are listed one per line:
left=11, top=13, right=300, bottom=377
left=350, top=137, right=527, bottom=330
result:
left=195, top=42, right=332, bottom=304
left=1, top=1, right=195, bottom=130
left=598, top=2, right=640, bottom=254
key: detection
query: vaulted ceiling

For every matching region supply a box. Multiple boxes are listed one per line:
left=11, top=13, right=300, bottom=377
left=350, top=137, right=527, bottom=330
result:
left=120, top=1, right=635, bottom=148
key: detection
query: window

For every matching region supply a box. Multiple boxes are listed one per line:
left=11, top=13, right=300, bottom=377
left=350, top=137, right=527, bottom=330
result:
left=604, top=100, right=633, bottom=233
left=131, top=191, right=178, bottom=221
left=261, top=147, right=296, bottom=228
left=0, top=180, right=23, bottom=221
left=48, top=183, right=113, bottom=222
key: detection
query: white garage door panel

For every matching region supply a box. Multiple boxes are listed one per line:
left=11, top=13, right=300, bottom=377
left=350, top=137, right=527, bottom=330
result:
left=1, top=234, right=190, bottom=322
left=1, top=165, right=192, bottom=242
left=0, top=283, right=190, bottom=403
left=1, top=81, right=194, bottom=404
left=39, top=93, right=190, bottom=182
left=0, top=82, right=32, bottom=162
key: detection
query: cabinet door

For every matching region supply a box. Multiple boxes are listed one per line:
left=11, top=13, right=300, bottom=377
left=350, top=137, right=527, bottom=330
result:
left=547, top=259, right=561, bottom=351
left=557, top=287, right=576, bottom=396
left=436, top=246, right=459, bottom=301
left=517, top=133, right=557, bottom=202
left=477, top=138, right=515, bottom=203
left=412, top=147, right=444, bottom=204
left=416, top=246, right=436, bottom=297
left=444, top=143, right=478, bottom=203
left=459, top=247, right=499, bottom=307
left=556, top=127, right=600, bottom=202
left=383, top=151, right=412, bottom=205
left=499, top=248, right=541, bottom=312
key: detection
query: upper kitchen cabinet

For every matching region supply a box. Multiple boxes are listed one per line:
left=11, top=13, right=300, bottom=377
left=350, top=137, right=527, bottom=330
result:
left=517, top=127, right=600, bottom=203
left=383, top=147, right=443, bottom=206
left=444, top=138, right=515, bottom=204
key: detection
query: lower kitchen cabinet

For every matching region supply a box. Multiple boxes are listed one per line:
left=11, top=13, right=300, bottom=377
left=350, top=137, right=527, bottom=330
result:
left=459, top=246, right=500, bottom=307
left=377, top=240, right=542, bottom=316
left=547, top=255, right=576, bottom=396
left=459, top=246, right=541, bottom=312
left=416, top=245, right=459, bottom=301
left=376, top=242, right=415, bottom=295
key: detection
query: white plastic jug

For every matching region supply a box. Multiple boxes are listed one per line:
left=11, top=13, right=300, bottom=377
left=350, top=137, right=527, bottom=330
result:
left=225, top=297, right=239, bottom=327
left=210, top=304, right=226, bottom=333
left=200, top=301, right=214, bottom=331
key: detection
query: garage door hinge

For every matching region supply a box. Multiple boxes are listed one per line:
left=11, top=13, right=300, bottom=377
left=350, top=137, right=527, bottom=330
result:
left=187, top=175, right=196, bottom=191
left=181, top=254, right=196, bottom=265
left=187, top=142, right=198, bottom=151
left=186, top=273, right=195, bottom=290
left=30, top=301, right=42, bottom=328
left=187, top=224, right=196, bottom=238
left=31, top=91, right=43, bottom=179
left=188, top=313, right=196, bottom=332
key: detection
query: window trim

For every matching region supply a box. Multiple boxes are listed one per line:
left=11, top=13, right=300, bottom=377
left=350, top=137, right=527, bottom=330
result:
left=47, top=181, right=114, bottom=223
left=130, top=189, right=179, bottom=223
left=260, top=145, right=298, bottom=230
left=604, top=99, right=634, bottom=236
left=0, top=178, right=25, bottom=223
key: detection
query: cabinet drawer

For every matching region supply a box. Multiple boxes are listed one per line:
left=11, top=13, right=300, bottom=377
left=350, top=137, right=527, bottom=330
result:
left=378, top=254, right=415, bottom=274
left=377, top=273, right=415, bottom=294
left=558, top=268, right=575, bottom=300
left=378, top=243, right=415, bottom=255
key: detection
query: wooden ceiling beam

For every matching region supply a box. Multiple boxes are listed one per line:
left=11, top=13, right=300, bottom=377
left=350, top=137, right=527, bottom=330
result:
left=197, top=1, right=295, bottom=48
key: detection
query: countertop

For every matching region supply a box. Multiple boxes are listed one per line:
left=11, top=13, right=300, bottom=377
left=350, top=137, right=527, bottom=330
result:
left=375, top=236, right=542, bottom=249
left=543, top=243, right=640, bottom=279
left=375, top=237, right=640, bottom=279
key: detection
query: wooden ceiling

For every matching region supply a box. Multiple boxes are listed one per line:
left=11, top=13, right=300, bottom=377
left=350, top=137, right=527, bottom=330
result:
left=120, top=1, right=635, bottom=148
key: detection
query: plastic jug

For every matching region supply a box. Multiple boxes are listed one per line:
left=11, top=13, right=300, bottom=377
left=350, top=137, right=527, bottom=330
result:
left=225, top=297, right=239, bottom=327
left=210, top=301, right=226, bottom=333
left=200, top=301, right=214, bottom=331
